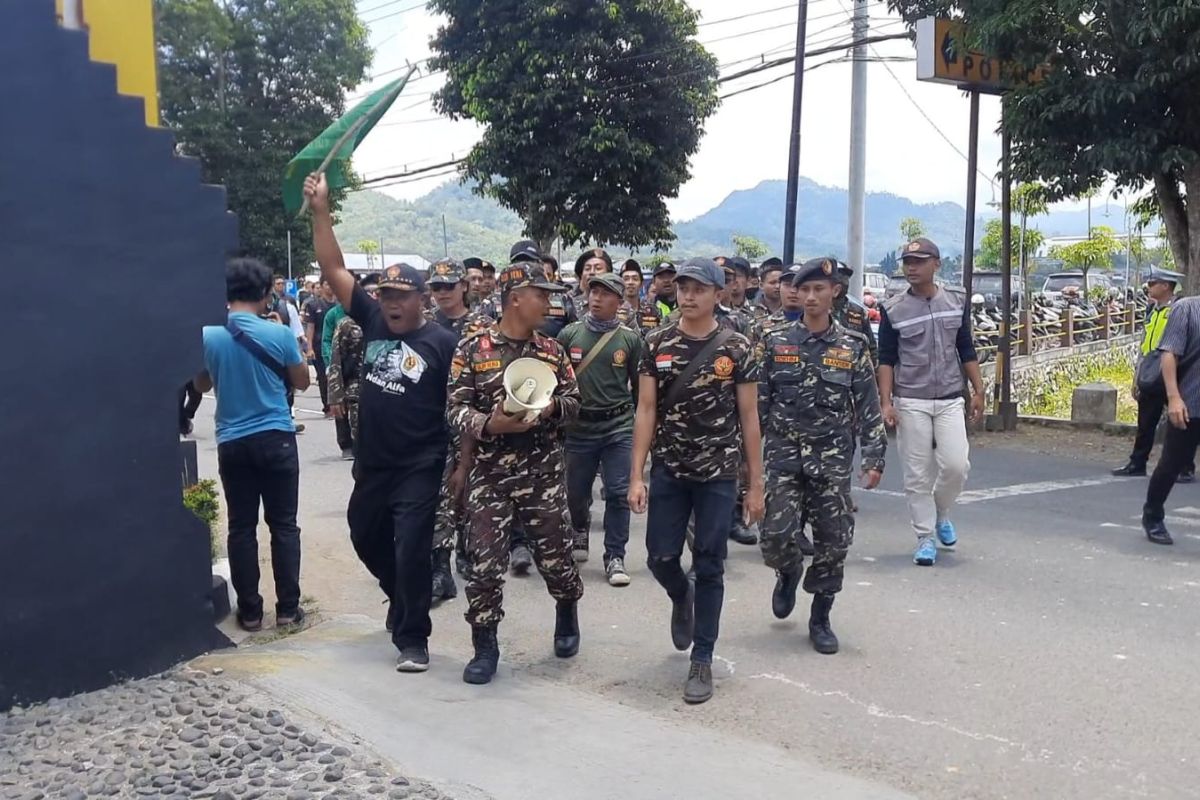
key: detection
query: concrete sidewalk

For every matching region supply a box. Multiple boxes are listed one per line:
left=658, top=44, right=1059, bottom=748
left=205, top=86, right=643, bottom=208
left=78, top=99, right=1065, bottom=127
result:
left=199, top=616, right=913, bottom=800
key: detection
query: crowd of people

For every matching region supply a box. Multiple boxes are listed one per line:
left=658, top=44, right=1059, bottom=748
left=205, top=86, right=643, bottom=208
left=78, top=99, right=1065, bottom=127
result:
left=193, top=171, right=987, bottom=705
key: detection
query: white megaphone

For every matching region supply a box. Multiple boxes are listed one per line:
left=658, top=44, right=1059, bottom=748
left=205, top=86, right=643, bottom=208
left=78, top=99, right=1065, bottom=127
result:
left=503, top=358, right=558, bottom=422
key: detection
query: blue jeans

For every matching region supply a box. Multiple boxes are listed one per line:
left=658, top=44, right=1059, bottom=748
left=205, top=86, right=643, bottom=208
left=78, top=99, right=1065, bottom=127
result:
left=565, top=430, right=632, bottom=561
left=645, top=464, right=735, bottom=664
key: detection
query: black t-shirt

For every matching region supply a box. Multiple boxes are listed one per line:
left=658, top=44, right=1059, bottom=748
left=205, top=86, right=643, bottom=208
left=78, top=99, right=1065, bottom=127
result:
left=348, top=284, right=459, bottom=470
left=304, top=297, right=334, bottom=359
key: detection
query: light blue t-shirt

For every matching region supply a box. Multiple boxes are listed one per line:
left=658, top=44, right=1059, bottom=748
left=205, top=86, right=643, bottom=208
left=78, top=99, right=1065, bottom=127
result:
left=203, top=312, right=303, bottom=445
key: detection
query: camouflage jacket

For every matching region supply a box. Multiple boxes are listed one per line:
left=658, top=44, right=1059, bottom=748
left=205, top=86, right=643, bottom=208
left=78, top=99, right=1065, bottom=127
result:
left=640, top=321, right=759, bottom=482
left=617, top=299, right=663, bottom=334
left=327, top=315, right=365, bottom=405
left=758, top=317, right=885, bottom=479
left=834, top=295, right=878, bottom=365
left=447, top=328, right=581, bottom=475
left=425, top=307, right=494, bottom=340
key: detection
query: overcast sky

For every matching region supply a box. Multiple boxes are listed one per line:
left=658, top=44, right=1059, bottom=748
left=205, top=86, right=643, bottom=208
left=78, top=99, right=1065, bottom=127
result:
left=349, top=0, right=1105, bottom=223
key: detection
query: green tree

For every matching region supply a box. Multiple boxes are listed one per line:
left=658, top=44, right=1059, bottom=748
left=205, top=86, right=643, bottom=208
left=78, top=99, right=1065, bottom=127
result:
left=731, top=234, right=769, bottom=261
left=878, top=251, right=899, bottom=276
left=978, top=218, right=1043, bottom=270
left=1050, top=226, right=1119, bottom=293
left=156, top=0, right=371, bottom=271
left=357, top=239, right=379, bottom=269
left=428, top=1, right=719, bottom=253
left=885, top=1, right=1200, bottom=293
left=899, top=216, right=926, bottom=244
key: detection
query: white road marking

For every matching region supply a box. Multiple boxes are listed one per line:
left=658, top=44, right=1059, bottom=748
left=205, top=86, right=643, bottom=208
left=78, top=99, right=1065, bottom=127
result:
left=861, top=476, right=1125, bottom=506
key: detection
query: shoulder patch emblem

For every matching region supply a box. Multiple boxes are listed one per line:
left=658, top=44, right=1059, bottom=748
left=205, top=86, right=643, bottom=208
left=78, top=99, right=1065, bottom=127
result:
left=612, top=348, right=627, bottom=366
left=713, top=355, right=735, bottom=379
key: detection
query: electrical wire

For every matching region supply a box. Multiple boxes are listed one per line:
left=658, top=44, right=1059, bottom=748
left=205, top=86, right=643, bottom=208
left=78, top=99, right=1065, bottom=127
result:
left=361, top=0, right=427, bottom=26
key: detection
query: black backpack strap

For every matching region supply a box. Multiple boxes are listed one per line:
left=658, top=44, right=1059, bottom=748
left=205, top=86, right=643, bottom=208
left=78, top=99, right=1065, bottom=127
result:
left=660, top=328, right=735, bottom=411
left=226, top=317, right=292, bottom=389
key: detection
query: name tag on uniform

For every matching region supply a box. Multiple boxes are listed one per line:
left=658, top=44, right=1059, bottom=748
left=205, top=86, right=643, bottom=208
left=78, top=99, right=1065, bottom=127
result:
left=774, top=354, right=800, bottom=364
left=547, top=307, right=565, bottom=317
left=655, top=354, right=674, bottom=372
left=473, top=359, right=502, bottom=372
left=822, top=357, right=852, bottom=370
left=569, top=347, right=583, bottom=363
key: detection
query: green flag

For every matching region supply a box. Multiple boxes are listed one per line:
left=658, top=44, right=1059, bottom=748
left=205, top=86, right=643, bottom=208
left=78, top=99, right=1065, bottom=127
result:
left=282, top=68, right=415, bottom=213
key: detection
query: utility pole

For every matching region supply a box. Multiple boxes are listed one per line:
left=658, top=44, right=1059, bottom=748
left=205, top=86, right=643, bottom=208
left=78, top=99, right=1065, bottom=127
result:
left=845, top=0, right=868, bottom=298
left=781, top=0, right=809, bottom=264
left=379, top=237, right=385, bottom=268
left=286, top=230, right=293, bottom=281
left=961, top=91, right=980, bottom=296
left=442, top=214, right=449, bottom=256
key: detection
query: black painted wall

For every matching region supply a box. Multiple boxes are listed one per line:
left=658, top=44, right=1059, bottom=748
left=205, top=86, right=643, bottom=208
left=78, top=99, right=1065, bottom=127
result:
left=0, top=2, right=234, bottom=709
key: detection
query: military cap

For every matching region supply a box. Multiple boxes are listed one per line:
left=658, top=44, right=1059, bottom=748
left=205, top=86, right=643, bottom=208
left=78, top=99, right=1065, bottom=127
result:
left=899, top=237, right=941, bottom=261
left=377, top=263, right=425, bottom=292
left=790, top=257, right=839, bottom=285
left=575, top=247, right=613, bottom=277
left=498, top=262, right=566, bottom=296
left=652, top=261, right=678, bottom=276
left=1146, top=266, right=1184, bottom=285
left=427, top=258, right=465, bottom=286
left=587, top=272, right=625, bottom=298
left=620, top=258, right=642, bottom=276
left=675, top=257, right=726, bottom=288
left=463, top=257, right=495, bottom=273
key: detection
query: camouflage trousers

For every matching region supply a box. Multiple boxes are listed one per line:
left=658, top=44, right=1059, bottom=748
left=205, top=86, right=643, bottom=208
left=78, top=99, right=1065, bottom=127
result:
left=346, top=399, right=360, bottom=445
left=759, top=468, right=853, bottom=594
left=463, top=464, right=584, bottom=627
left=433, top=434, right=467, bottom=554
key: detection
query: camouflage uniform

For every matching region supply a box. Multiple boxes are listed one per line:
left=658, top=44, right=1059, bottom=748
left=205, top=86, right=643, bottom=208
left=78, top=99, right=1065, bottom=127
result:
left=427, top=307, right=494, bottom=553
left=326, top=315, right=365, bottom=443
left=447, top=327, right=584, bottom=626
left=834, top=294, right=879, bottom=365
left=757, top=316, right=886, bottom=594
left=617, top=299, right=663, bottom=335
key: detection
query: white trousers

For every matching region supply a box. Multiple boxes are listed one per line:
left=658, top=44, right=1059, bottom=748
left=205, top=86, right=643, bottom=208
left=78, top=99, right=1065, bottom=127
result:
left=894, top=397, right=971, bottom=540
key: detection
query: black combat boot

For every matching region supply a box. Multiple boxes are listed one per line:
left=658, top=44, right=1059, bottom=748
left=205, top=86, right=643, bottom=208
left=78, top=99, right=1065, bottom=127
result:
left=771, top=567, right=803, bottom=619
left=553, top=600, right=580, bottom=658
left=463, top=625, right=500, bottom=685
left=808, top=593, right=839, bottom=654
left=431, top=548, right=458, bottom=602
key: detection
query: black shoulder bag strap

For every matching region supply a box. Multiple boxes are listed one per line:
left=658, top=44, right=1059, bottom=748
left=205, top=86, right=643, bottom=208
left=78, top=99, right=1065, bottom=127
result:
left=659, top=328, right=735, bottom=411
left=226, top=317, right=292, bottom=389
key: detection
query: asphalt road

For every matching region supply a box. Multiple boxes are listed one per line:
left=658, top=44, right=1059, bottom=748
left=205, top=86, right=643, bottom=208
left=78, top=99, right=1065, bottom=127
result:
left=193, top=393, right=1200, bottom=799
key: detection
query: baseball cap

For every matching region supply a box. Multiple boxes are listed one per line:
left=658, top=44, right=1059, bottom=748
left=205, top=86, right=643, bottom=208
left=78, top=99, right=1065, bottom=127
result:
left=714, top=256, right=732, bottom=273
left=587, top=273, right=625, bottom=298
left=652, top=261, right=678, bottom=276
left=498, top=262, right=567, bottom=296
left=729, top=256, right=752, bottom=276
left=792, top=257, right=838, bottom=285
left=674, top=257, right=726, bottom=288
left=510, top=240, right=542, bottom=263
left=899, top=238, right=941, bottom=260
left=377, top=263, right=425, bottom=292
left=427, top=258, right=465, bottom=286
left=360, top=272, right=381, bottom=290
left=574, top=247, right=613, bottom=277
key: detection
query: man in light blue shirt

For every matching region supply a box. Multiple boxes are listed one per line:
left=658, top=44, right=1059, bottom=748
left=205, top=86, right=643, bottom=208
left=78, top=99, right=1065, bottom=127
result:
left=195, top=258, right=311, bottom=632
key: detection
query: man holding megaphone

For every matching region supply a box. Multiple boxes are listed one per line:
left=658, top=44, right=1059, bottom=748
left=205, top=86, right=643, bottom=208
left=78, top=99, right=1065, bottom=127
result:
left=448, top=244, right=585, bottom=686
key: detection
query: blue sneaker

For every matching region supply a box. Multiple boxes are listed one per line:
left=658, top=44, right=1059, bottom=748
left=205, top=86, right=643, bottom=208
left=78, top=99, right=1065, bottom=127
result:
left=936, top=520, right=958, bottom=547
left=913, top=538, right=937, bottom=566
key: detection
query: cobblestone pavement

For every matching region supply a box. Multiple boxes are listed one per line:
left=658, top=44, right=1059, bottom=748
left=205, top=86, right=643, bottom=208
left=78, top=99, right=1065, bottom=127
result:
left=0, top=668, right=450, bottom=800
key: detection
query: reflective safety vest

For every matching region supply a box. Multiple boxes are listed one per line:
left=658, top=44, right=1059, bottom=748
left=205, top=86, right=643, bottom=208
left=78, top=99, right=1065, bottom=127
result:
left=1142, top=303, right=1172, bottom=356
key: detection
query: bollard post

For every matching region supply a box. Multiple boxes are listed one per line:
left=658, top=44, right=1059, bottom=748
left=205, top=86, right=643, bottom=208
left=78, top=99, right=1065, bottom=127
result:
left=1019, top=309, right=1032, bottom=356
left=1062, top=306, right=1074, bottom=348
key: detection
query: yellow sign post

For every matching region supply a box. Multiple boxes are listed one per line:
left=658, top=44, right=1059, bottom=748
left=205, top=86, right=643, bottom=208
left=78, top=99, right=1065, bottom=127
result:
left=915, top=17, right=1046, bottom=94
left=56, top=0, right=159, bottom=126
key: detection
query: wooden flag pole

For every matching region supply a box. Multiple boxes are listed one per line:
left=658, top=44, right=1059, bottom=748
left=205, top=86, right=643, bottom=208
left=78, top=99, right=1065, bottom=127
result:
left=296, top=114, right=371, bottom=219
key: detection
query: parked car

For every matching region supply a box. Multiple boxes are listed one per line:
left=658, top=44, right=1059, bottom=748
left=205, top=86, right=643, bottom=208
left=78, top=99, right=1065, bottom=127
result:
left=884, top=274, right=910, bottom=299
left=1041, top=272, right=1112, bottom=301
left=862, top=271, right=888, bottom=295
left=970, top=271, right=1025, bottom=310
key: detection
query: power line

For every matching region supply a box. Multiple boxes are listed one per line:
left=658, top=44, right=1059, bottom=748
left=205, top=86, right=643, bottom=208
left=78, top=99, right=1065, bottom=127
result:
left=362, top=0, right=427, bottom=25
